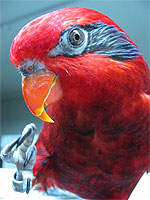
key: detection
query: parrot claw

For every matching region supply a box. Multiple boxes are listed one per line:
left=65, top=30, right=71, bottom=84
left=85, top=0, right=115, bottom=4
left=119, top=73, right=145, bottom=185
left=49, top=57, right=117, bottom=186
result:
left=0, top=137, right=20, bottom=163
left=16, top=126, right=34, bottom=148
left=23, top=145, right=37, bottom=169
left=0, top=123, right=37, bottom=193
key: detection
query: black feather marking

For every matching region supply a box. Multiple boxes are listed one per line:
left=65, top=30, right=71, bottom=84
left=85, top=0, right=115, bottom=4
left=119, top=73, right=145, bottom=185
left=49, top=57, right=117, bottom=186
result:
left=82, top=22, right=140, bottom=60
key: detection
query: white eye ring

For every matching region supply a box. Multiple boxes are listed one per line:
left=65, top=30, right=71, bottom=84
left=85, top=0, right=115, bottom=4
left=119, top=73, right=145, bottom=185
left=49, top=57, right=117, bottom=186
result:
left=48, top=27, right=88, bottom=57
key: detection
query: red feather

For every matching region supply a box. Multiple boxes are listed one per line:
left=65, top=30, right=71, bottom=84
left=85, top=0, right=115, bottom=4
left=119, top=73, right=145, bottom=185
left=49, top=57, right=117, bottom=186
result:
left=10, top=7, right=150, bottom=200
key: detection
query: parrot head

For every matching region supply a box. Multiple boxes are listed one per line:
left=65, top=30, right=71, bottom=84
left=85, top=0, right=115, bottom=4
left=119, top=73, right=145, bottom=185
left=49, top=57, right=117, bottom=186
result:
left=9, top=7, right=141, bottom=123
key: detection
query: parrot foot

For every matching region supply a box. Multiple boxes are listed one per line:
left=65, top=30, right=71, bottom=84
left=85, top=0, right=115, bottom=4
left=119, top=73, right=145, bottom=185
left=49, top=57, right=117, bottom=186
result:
left=0, top=123, right=37, bottom=193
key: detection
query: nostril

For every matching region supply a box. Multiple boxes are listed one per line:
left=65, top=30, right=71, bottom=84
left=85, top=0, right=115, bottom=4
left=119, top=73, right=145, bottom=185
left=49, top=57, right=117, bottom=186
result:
left=20, top=66, right=33, bottom=76
left=19, top=59, right=46, bottom=76
left=27, top=66, right=33, bottom=72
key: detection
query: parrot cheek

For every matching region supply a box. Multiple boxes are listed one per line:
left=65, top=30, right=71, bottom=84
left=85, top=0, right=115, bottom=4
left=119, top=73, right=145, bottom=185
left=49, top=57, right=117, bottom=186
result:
left=22, top=70, right=63, bottom=123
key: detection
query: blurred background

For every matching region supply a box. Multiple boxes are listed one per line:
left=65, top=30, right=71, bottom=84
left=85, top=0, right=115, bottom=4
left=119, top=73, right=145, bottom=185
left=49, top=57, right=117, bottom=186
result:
left=0, top=0, right=149, bottom=168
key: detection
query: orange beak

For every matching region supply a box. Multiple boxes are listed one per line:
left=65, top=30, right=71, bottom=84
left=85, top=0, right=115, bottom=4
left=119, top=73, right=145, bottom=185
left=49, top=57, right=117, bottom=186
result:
left=22, top=70, right=63, bottom=123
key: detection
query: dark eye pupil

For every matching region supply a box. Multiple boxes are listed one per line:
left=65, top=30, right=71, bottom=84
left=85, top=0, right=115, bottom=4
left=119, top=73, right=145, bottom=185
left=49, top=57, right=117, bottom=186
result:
left=74, top=33, right=80, bottom=41
left=69, top=29, right=84, bottom=46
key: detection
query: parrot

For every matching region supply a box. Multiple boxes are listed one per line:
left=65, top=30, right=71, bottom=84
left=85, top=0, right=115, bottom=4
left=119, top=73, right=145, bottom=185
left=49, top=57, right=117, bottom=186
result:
left=9, top=7, right=150, bottom=200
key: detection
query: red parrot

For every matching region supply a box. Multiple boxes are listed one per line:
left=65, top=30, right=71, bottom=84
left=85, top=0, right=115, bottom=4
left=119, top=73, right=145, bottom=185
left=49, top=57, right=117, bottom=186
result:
left=9, top=7, right=150, bottom=200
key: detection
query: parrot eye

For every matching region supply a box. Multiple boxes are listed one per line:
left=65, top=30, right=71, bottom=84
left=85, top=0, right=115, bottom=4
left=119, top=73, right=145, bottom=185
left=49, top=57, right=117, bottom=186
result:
left=69, top=29, right=84, bottom=46
left=49, top=26, right=88, bottom=57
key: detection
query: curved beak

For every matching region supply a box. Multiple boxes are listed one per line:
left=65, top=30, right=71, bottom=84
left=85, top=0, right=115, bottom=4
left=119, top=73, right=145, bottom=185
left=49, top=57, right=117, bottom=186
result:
left=22, top=70, right=63, bottom=123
